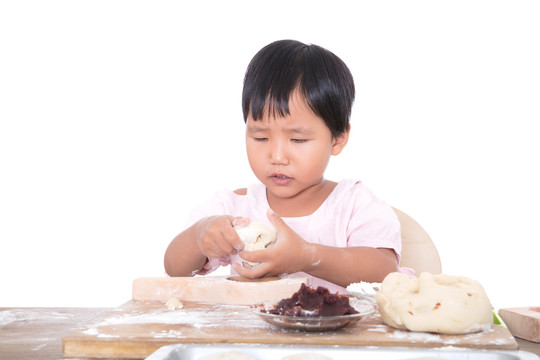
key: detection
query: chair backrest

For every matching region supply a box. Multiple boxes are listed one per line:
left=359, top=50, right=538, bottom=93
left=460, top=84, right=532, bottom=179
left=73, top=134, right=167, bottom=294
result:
left=393, top=207, right=442, bottom=274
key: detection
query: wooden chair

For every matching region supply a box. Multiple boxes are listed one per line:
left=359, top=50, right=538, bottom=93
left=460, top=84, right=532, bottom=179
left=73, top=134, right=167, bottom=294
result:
left=393, top=208, right=442, bottom=274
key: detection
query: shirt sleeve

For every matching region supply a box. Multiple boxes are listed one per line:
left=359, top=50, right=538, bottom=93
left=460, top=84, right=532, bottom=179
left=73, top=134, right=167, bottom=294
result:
left=186, top=190, right=230, bottom=225
left=346, top=183, right=402, bottom=262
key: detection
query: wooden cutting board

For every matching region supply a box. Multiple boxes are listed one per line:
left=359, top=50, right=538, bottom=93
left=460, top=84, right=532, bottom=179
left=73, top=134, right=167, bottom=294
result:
left=63, top=300, right=518, bottom=359
left=499, top=307, right=540, bottom=343
left=131, top=276, right=308, bottom=305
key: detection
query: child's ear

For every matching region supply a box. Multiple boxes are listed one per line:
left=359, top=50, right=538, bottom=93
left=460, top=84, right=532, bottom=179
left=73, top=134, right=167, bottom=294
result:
left=331, top=124, right=350, bottom=155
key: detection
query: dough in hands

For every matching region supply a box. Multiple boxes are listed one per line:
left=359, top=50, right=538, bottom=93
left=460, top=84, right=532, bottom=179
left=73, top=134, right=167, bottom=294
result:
left=376, top=272, right=492, bottom=334
left=234, top=222, right=277, bottom=267
left=235, top=222, right=277, bottom=251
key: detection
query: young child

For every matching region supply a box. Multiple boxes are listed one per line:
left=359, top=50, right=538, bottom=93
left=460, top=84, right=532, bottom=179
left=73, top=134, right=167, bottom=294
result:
left=164, top=40, right=401, bottom=293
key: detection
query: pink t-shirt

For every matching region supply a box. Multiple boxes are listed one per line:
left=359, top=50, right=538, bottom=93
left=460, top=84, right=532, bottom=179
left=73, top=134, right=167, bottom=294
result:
left=188, top=179, right=401, bottom=294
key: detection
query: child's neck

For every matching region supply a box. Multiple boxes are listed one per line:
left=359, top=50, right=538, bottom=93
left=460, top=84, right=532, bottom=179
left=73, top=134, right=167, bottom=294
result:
left=266, top=180, right=337, bottom=218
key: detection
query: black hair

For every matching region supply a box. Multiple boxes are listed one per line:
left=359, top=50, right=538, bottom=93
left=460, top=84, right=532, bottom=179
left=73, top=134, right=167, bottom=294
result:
left=242, top=40, right=355, bottom=137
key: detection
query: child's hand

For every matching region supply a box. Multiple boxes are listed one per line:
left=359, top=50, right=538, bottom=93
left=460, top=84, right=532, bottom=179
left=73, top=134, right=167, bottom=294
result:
left=196, top=216, right=249, bottom=259
left=234, top=209, right=315, bottom=278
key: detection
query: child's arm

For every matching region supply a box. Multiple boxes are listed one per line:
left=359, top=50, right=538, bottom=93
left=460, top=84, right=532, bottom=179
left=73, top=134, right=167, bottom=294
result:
left=234, top=209, right=398, bottom=286
left=164, top=215, right=246, bottom=276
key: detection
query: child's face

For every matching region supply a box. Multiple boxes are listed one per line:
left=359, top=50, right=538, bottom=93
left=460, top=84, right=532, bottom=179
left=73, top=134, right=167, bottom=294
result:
left=245, top=90, right=348, bottom=202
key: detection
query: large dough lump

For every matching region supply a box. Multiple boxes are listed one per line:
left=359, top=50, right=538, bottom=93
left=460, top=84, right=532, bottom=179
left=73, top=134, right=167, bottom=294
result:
left=235, top=222, right=277, bottom=267
left=235, top=222, right=277, bottom=251
left=376, top=272, right=492, bottom=334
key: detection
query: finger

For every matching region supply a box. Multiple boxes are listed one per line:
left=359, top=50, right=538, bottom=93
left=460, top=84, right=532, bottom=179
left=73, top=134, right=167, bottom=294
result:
left=215, top=238, right=237, bottom=256
left=223, top=226, right=245, bottom=252
left=210, top=226, right=239, bottom=256
left=231, top=216, right=250, bottom=228
left=234, top=262, right=270, bottom=279
left=266, top=208, right=288, bottom=231
left=203, top=241, right=231, bottom=259
left=225, top=216, right=251, bottom=251
left=238, top=248, right=269, bottom=263
left=205, top=244, right=230, bottom=259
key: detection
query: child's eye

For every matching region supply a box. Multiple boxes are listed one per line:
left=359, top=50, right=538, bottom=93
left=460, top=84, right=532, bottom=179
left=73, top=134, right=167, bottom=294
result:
left=291, top=139, right=308, bottom=143
left=254, top=138, right=268, bottom=142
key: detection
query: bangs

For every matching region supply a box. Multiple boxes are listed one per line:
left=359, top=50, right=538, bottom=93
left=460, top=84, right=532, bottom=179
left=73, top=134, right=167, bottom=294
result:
left=242, top=41, right=306, bottom=121
left=242, top=40, right=355, bottom=137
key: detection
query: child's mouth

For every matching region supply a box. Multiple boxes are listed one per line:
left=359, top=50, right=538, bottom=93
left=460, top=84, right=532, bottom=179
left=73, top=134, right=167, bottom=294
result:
left=271, top=174, right=292, bottom=185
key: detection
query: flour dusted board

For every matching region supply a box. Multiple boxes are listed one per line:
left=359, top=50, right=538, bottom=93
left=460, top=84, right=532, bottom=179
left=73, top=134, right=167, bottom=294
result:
left=132, top=276, right=308, bottom=305
left=62, top=300, right=518, bottom=359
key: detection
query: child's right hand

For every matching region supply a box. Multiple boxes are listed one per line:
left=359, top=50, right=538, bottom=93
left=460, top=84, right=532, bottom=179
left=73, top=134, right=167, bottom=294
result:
left=195, top=216, right=249, bottom=259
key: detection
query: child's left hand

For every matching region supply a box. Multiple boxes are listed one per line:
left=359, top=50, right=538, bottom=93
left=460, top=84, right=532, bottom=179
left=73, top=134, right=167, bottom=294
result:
left=234, top=208, right=316, bottom=279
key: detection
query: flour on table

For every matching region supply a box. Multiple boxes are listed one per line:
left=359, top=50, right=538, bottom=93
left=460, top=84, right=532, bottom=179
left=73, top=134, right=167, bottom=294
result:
left=197, top=350, right=255, bottom=360
left=281, top=353, right=333, bottom=360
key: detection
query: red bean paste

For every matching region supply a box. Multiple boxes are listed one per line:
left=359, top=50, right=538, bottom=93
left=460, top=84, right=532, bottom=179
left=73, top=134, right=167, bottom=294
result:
left=263, top=283, right=358, bottom=317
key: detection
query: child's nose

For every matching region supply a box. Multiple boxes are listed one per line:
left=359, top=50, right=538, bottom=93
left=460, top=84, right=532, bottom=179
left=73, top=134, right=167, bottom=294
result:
left=270, top=140, right=288, bottom=165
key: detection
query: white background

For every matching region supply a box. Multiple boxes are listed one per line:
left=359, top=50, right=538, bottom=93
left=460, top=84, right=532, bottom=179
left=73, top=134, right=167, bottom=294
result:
left=1, top=1, right=538, bottom=309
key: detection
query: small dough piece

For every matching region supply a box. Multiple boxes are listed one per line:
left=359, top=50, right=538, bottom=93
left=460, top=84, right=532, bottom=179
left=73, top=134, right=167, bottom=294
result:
left=235, top=222, right=277, bottom=267
left=282, top=353, right=333, bottom=360
left=165, top=298, right=183, bottom=310
left=376, top=272, right=492, bottom=334
left=198, top=350, right=255, bottom=360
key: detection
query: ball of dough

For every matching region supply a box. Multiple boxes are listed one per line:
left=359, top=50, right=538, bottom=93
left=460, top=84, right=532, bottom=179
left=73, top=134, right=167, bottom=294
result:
left=234, top=222, right=276, bottom=267
left=235, top=222, right=277, bottom=251
left=165, top=298, right=183, bottom=310
left=376, top=272, right=492, bottom=334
